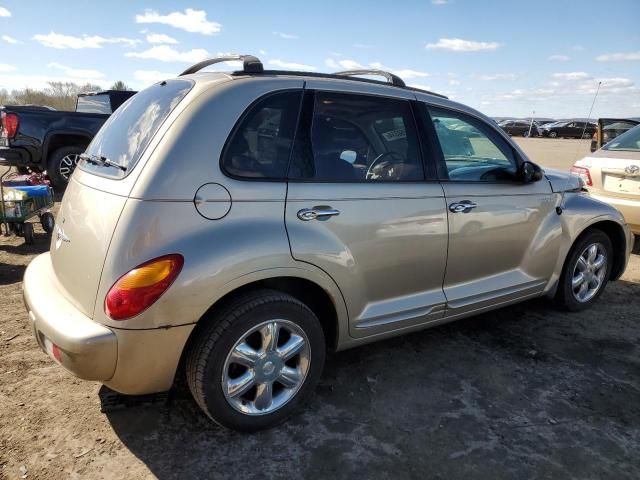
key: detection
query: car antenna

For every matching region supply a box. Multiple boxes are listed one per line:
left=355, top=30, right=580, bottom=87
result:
left=580, top=81, right=602, bottom=141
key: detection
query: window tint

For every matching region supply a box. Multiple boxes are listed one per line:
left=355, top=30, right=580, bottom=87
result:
left=222, top=91, right=301, bottom=179
left=290, top=91, right=423, bottom=182
left=428, top=107, right=518, bottom=182
left=81, top=79, right=192, bottom=178
left=76, top=95, right=112, bottom=114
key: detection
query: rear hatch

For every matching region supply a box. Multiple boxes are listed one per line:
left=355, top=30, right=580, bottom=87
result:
left=592, top=125, right=640, bottom=200
left=49, top=79, right=193, bottom=318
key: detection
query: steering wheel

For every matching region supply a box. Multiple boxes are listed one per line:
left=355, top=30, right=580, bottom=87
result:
left=365, top=151, right=405, bottom=180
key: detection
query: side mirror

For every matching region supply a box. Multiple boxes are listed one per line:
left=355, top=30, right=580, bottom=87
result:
left=520, top=161, right=544, bottom=183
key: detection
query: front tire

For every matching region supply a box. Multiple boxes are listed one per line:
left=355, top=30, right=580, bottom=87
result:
left=548, top=131, right=558, bottom=138
left=47, top=146, right=85, bottom=190
left=186, top=290, right=326, bottom=432
left=556, top=230, right=612, bottom=311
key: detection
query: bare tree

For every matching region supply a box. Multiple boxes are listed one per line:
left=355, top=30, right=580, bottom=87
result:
left=110, top=80, right=131, bottom=91
left=0, top=82, right=104, bottom=111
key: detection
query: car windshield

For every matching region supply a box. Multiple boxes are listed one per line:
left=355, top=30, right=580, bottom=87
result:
left=603, top=125, right=640, bottom=151
left=80, top=79, right=192, bottom=178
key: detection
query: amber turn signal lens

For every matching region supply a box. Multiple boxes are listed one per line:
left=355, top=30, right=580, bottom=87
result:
left=105, top=254, right=184, bottom=320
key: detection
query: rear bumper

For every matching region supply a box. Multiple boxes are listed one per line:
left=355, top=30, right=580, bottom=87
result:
left=590, top=193, right=640, bottom=235
left=23, top=253, right=194, bottom=394
left=0, top=146, right=32, bottom=166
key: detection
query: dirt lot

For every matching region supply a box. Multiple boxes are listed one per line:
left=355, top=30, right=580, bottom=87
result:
left=1, top=138, right=639, bottom=479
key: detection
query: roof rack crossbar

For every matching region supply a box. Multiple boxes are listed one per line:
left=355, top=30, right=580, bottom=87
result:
left=334, top=69, right=406, bottom=87
left=180, top=55, right=263, bottom=76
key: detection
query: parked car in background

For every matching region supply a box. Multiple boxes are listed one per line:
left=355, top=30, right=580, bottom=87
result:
left=536, top=119, right=556, bottom=127
left=0, top=90, right=136, bottom=189
left=590, top=118, right=640, bottom=152
left=498, top=119, right=539, bottom=137
left=540, top=120, right=596, bottom=139
left=573, top=124, right=640, bottom=235
left=23, top=55, right=632, bottom=432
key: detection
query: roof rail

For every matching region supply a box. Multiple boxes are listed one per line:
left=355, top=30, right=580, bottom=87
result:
left=334, top=69, right=406, bottom=88
left=180, top=54, right=263, bottom=76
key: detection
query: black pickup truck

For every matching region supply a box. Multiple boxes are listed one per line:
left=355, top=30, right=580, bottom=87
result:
left=0, top=90, right=136, bottom=189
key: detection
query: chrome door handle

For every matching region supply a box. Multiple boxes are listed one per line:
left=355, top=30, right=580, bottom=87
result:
left=449, top=201, right=478, bottom=213
left=297, top=207, right=341, bottom=221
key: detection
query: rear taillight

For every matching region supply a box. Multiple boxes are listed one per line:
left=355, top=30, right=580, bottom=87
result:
left=105, top=254, right=184, bottom=320
left=570, top=165, right=593, bottom=186
left=1, top=111, right=19, bottom=138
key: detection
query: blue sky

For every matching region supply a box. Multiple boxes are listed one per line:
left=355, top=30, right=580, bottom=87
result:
left=0, top=0, right=639, bottom=117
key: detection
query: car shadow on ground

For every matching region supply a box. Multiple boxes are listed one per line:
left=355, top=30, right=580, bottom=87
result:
left=105, top=283, right=640, bottom=480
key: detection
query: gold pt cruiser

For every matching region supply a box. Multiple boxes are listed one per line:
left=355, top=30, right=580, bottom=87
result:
left=22, top=55, right=633, bottom=431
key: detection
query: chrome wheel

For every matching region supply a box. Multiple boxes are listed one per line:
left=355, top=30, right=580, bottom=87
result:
left=59, top=154, right=81, bottom=180
left=572, top=243, right=607, bottom=303
left=222, top=319, right=310, bottom=416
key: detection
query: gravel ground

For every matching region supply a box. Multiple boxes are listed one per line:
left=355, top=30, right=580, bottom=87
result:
left=1, top=138, right=638, bottom=479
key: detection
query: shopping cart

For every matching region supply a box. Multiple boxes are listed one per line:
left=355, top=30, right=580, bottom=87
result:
left=1, top=169, right=55, bottom=245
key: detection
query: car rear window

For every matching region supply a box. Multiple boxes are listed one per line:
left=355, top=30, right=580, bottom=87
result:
left=76, top=95, right=112, bottom=114
left=80, top=79, right=193, bottom=178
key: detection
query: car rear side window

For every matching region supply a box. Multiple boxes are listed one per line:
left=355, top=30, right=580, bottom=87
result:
left=80, top=79, right=193, bottom=178
left=289, top=91, right=424, bottom=182
left=222, top=91, right=302, bottom=179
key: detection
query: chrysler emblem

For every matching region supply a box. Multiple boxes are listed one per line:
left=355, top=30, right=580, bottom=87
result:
left=55, top=225, right=70, bottom=249
left=625, top=164, right=640, bottom=175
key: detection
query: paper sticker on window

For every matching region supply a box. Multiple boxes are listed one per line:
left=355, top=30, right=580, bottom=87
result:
left=381, top=128, right=406, bottom=142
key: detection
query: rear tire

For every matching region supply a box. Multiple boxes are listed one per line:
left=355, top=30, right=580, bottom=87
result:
left=186, top=289, right=326, bottom=432
left=549, top=131, right=558, bottom=138
left=47, top=146, right=85, bottom=191
left=556, top=230, right=612, bottom=311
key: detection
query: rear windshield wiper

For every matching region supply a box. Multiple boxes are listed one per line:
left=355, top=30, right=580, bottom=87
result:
left=79, top=153, right=127, bottom=172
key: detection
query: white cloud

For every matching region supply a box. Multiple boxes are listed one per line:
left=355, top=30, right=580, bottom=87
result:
left=449, top=79, right=461, bottom=86
left=392, top=69, right=429, bottom=79
left=134, top=70, right=175, bottom=84
left=0, top=73, right=112, bottom=91
left=267, top=59, right=316, bottom=71
left=136, top=8, right=221, bottom=35
left=431, top=0, right=450, bottom=4
left=259, top=49, right=268, bottom=55
left=596, top=51, right=640, bottom=62
left=146, top=33, right=178, bottom=44
left=33, top=32, right=140, bottom=49
left=125, top=45, right=209, bottom=63
left=48, top=62, right=104, bottom=79
left=552, top=71, right=591, bottom=81
left=0, top=63, right=17, bottom=72
left=325, top=58, right=362, bottom=70
left=2, top=35, right=20, bottom=44
left=426, top=38, right=501, bottom=52
left=0, top=7, right=10, bottom=17
left=273, top=31, right=298, bottom=39
left=324, top=58, right=429, bottom=79
left=479, top=73, right=516, bottom=81
left=548, top=54, right=570, bottom=61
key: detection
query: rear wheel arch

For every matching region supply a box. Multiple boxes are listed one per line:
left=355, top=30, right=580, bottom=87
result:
left=179, top=276, right=342, bottom=374
left=43, top=132, right=92, bottom=162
